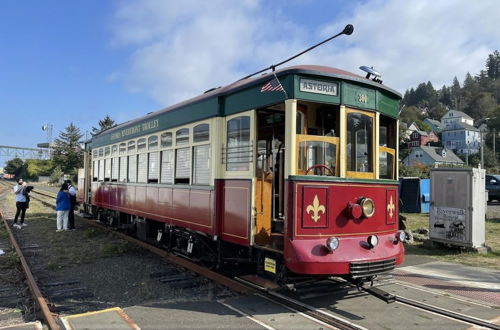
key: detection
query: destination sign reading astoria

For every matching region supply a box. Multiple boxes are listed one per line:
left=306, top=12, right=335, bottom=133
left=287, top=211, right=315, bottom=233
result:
left=299, top=78, right=338, bottom=96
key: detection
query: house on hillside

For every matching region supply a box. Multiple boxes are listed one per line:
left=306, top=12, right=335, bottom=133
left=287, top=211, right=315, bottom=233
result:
left=441, top=110, right=473, bottom=128
left=441, top=122, right=481, bottom=155
left=402, top=146, right=464, bottom=167
left=423, top=118, right=442, bottom=134
left=407, top=130, right=439, bottom=148
left=401, top=121, right=420, bottom=141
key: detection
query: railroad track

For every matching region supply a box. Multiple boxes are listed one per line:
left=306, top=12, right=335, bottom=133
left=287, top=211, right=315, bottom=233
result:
left=0, top=182, right=60, bottom=329
left=3, top=181, right=499, bottom=330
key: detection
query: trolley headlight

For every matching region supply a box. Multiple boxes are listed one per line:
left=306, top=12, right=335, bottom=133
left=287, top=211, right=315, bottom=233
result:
left=326, top=237, right=339, bottom=252
left=367, top=235, right=378, bottom=248
left=396, top=230, right=406, bottom=243
left=359, top=198, right=375, bottom=218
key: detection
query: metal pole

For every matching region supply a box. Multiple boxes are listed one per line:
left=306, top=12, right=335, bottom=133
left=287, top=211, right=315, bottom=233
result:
left=494, top=128, right=496, bottom=161
left=480, top=131, right=484, bottom=168
left=466, top=145, right=468, bottom=166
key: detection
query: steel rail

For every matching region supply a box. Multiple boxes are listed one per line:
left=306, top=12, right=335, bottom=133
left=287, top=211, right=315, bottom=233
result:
left=0, top=205, right=60, bottom=330
left=357, top=281, right=500, bottom=330
left=394, top=295, right=500, bottom=330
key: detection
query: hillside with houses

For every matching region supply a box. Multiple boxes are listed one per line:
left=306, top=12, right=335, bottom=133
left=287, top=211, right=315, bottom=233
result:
left=399, top=51, right=500, bottom=176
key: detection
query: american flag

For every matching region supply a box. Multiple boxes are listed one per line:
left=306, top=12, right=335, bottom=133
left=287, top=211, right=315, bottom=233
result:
left=260, top=77, right=284, bottom=92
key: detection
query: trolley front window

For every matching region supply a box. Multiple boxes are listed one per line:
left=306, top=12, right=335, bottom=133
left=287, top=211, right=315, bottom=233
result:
left=297, top=135, right=338, bottom=176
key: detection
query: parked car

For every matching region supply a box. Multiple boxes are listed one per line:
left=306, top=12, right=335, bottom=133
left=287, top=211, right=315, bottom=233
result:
left=486, top=174, right=500, bottom=202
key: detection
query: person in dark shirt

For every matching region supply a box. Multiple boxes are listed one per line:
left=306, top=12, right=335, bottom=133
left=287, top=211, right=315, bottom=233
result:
left=56, top=183, right=71, bottom=232
left=13, top=178, right=28, bottom=229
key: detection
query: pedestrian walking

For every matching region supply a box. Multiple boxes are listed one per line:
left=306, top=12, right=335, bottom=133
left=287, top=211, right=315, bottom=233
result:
left=65, top=180, right=77, bottom=230
left=13, top=178, right=29, bottom=229
left=56, top=183, right=71, bottom=232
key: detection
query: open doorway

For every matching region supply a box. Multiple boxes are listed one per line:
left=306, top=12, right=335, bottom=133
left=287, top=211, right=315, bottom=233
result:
left=254, top=108, right=285, bottom=251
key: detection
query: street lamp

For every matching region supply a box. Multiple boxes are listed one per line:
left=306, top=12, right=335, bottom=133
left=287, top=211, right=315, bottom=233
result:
left=42, top=124, right=53, bottom=158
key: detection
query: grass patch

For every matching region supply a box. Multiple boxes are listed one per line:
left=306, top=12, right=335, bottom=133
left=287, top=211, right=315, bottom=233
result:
left=403, top=212, right=500, bottom=269
left=0, top=253, right=20, bottom=269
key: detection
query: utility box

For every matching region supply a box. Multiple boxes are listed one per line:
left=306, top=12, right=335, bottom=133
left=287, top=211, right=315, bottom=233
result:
left=430, top=168, right=486, bottom=248
left=399, top=178, right=430, bottom=213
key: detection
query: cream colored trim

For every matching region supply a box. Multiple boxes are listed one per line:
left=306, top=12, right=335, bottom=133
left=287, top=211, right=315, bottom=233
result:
left=212, top=117, right=224, bottom=182
left=285, top=99, right=297, bottom=177
left=375, top=112, right=380, bottom=179
left=396, top=120, right=399, bottom=180
left=339, top=105, right=347, bottom=177
left=250, top=177, right=256, bottom=246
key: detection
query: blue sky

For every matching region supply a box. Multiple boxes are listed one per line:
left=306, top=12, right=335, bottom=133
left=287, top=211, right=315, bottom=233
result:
left=1, top=0, right=499, bottom=166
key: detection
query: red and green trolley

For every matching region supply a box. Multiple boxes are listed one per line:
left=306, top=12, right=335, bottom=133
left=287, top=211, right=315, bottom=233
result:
left=79, top=64, right=404, bottom=283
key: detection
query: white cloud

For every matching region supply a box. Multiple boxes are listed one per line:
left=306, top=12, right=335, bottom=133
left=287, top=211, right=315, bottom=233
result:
left=111, top=0, right=500, bottom=105
left=315, top=0, right=500, bottom=92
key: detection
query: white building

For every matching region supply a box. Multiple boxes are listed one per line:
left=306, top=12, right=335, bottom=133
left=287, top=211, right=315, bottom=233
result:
left=441, top=110, right=473, bottom=128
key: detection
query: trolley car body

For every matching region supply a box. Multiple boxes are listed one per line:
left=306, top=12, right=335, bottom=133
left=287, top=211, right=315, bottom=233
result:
left=80, top=65, right=403, bottom=281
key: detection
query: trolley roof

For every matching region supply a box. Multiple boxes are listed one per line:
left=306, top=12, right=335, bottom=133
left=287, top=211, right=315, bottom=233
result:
left=90, top=65, right=401, bottom=148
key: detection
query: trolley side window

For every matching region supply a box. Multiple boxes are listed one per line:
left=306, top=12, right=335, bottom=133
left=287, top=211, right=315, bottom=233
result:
left=175, top=148, right=190, bottom=184
left=161, top=132, right=172, bottom=148
left=92, top=160, right=98, bottom=181
left=226, top=116, right=251, bottom=171
left=119, top=156, right=127, bottom=182
left=148, top=151, right=160, bottom=183
left=346, top=110, right=374, bottom=178
left=379, top=115, right=397, bottom=180
left=98, top=159, right=105, bottom=181
left=148, top=136, right=159, bottom=183
left=137, top=153, right=147, bottom=183
left=118, top=143, right=127, bottom=182
left=193, top=123, right=211, bottom=185
left=127, top=140, right=137, bottom=183
left=105, top=158, right=111, bottom=181
left=161, top=150, right=174, bottom=184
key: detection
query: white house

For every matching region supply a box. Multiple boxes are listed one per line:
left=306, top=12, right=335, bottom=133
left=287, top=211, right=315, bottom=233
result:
left=441, top=110, right=473, bottom=128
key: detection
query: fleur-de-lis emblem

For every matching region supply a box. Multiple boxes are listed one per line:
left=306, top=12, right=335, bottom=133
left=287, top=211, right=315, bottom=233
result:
left=306, top=195, right=325, bottom=222
left=387, top=195, right=395, bottom=219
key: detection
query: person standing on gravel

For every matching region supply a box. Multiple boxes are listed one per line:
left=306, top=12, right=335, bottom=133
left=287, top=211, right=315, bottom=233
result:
left=13, top=178, right=28, bottom=229
left=56, top=183, right=71, bottom=232
left=65, top=180, right=77, bottom=230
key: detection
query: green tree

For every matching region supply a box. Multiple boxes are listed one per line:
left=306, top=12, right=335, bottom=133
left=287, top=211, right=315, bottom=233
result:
left=486, top=50, right=500, bottom=80
left=4, top=158, right=26, bottom=178
left=399, top=106, right=421, bottom=125
left=25, top=159, right=54, bottom=181
left=450, top=76, right=462, bottom=110
left=427, top=103, right=448, bottom=121
left=52, top=123, right=83, bottom=176
left=91, top=115, right=117, bottom=136
left=465, top=92, right=496, bottom=120
left=50, top=166, right=63, bottom=184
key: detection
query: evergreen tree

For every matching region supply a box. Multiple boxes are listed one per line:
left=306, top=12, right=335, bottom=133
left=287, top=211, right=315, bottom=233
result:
left=438, top=86, right=452, bottom=107
left=91, top=115, right=117, bottom=136
left=465, top=92, right=496, bottom=120
left=450, top=76, right=462, bottom=110
left=486, top=50, right=500, bottom=80
left=52, top=123, right=83, bottom=175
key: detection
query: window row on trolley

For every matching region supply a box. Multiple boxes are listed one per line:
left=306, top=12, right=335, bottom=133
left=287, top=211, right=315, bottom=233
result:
left=91, top=122, right=212, bottom=185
